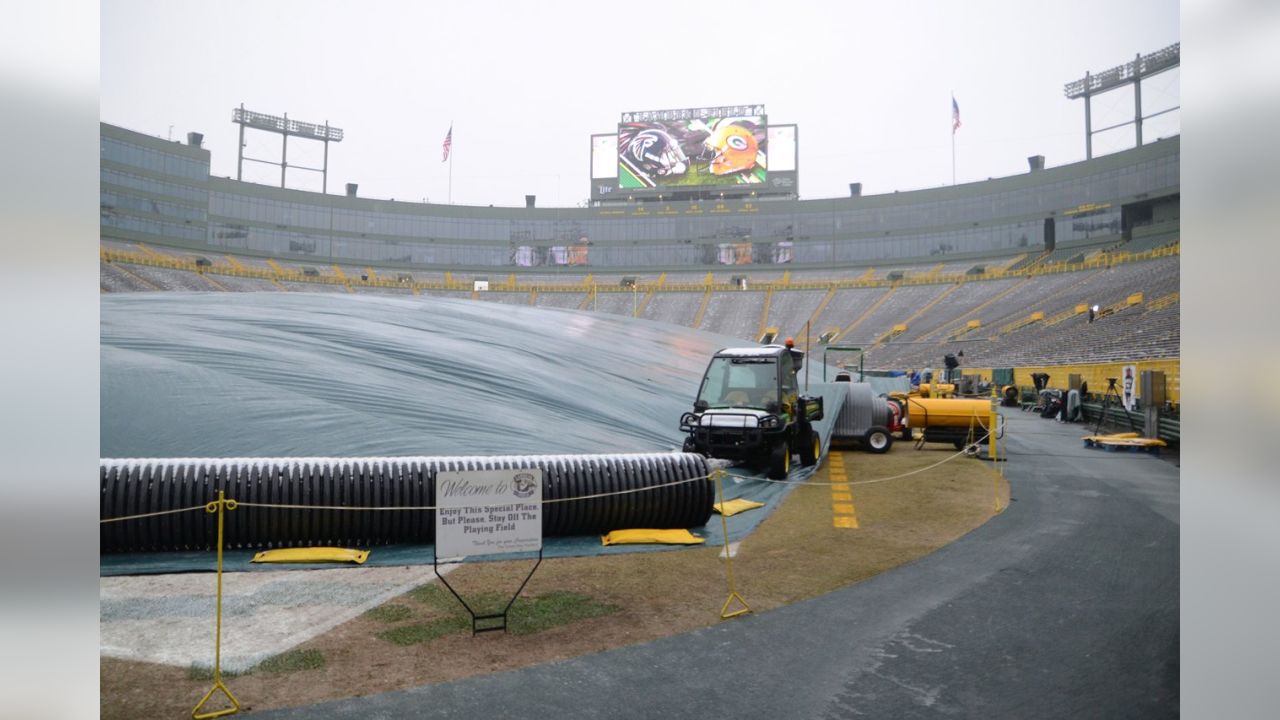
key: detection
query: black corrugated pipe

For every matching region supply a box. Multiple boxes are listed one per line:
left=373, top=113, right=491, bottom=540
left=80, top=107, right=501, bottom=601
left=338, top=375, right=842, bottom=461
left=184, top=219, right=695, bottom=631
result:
left=101, top=453, right=714, bottom=553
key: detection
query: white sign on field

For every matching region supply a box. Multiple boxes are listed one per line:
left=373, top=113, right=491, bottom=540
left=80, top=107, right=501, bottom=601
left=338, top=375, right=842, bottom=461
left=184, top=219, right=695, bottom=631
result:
left=435, top=468, right=542, bottom=559
left=1122, top=365, right=1138, bottom=412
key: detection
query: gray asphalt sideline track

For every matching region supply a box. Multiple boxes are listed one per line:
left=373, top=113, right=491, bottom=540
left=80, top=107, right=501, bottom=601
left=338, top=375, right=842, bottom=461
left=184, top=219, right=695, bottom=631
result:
left=256, top=410, right=1179, bottom=719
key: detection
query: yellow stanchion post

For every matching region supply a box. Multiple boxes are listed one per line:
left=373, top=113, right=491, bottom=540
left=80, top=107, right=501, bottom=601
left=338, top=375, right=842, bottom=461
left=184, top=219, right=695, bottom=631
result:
left=988, top=409, right=996, bottom=463
left=714, top=470, right=751, bottom=620
left=192, top=491, right=241, bottom=720
left=990, top=409, right=1003, bottom=513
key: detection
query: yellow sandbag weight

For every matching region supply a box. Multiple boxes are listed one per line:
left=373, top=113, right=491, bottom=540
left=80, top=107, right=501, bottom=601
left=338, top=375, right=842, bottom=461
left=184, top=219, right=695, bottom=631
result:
left=251, top=547, right=369, bottom=564
left=713, top=498, right=765, bottom=517
left=600, top=529, right=705, bottom=546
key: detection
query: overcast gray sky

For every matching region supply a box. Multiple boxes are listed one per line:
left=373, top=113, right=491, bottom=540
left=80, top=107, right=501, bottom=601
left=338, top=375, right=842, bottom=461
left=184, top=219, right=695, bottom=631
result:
left=101, top=0, right=1178, bottom=207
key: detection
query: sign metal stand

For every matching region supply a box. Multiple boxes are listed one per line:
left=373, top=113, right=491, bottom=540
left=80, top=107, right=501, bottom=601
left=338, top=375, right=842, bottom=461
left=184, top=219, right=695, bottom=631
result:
left=432, top=467, right=544, bottom=635
left=433, top=550, right=543, bottom=635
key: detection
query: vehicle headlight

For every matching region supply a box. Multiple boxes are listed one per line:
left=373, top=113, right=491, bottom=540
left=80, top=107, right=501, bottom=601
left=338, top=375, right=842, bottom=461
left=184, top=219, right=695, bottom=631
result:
left=759, top=416, right=779, bottom=428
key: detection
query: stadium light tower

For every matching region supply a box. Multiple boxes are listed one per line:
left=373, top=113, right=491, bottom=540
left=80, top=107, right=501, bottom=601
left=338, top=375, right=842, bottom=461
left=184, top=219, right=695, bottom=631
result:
left=1064, top=43, right=1179, bottom=159
left=233, top=104, right=344, bottom=192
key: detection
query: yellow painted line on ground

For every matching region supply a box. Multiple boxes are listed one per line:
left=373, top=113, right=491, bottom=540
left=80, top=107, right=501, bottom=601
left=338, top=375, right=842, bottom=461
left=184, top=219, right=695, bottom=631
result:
left=833, top=512, right=859, bottom=529
left=828, top=451, right=860, bottom=529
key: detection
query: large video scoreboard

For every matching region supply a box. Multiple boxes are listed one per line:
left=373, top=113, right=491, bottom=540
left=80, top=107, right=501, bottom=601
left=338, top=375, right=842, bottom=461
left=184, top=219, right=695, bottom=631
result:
left=591, top=104, right=797, bottom=203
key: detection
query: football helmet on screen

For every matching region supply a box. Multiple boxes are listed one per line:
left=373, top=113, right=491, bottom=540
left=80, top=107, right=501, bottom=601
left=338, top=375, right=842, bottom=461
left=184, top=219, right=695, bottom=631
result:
left=624, top=127, right=689, bottom=177
left=705, top=120, right=760, bottom=176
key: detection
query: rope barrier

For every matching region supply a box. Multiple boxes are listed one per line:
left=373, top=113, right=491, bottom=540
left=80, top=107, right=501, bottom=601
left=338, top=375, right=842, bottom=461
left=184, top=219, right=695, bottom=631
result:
left=233, top=502, right=437, bottom=512
left=99, top=441, right=1010, bottom=716
left=98, top=440, right=1009, bottom=524
left=99, top=473, right=718, bottom=522
left=726, top=433, right=991, bottom=489
left=98, top=504, right=210, bottom=524
left=97, top=439, right=1004, bottom=524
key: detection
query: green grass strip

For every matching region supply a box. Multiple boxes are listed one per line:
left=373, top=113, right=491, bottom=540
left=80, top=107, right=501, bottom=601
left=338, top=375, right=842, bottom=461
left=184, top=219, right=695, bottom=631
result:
left=364, top=604, right=413, bottom=623
left=509, top=591, right=618, bottom=636
left=257, top=648, right=325, bottom=674
left=376, top=616, right=470, bottom=646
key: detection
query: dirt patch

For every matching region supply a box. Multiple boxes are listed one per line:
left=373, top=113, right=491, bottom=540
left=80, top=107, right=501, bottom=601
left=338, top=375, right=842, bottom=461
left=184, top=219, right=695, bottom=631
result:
left=101, top=447, right=1008, bottom=718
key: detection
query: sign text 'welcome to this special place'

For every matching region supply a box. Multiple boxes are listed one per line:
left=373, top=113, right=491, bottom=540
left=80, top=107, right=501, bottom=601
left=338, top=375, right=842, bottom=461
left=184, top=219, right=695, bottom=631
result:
left=434, top=468, right=542, bottom=559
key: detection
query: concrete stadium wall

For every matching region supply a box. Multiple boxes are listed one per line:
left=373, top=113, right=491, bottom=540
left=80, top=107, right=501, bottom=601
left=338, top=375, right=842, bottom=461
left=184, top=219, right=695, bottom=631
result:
left=101, top=121, right=1180, bottom=273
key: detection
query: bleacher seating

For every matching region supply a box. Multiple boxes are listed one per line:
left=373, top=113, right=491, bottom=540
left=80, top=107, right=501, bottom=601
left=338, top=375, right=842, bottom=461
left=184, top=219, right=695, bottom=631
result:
left=418, top=289, right=472, bottom=299
left=350, top=284, right=415, bottom=296
left=100, top=237, right=1179, bottom=370
left=590, top=291, right=642, bottom=317
left=870, top=278, right=1023, bottom=367
left=699, top=291, right=768, bottom=339
left=867, top=255, right=1180, bottom=368
left=101, top=262, right=159, bottom=292
left=839, top=284, right=953, bottom=346
left=118, top=263, right=225, bottom=291
left=763, top=289, right=829, bottom=340
left=277, top=281, right=348, bottom=293
left=640, top=292, right=702, bottom=326
left=964, top=271, right=1100, bottom=340
left=211, top=274, right=283, bottom=292
left=534, top=291, right=588, bottom=310
left=474, top=291, right=531, bottom=307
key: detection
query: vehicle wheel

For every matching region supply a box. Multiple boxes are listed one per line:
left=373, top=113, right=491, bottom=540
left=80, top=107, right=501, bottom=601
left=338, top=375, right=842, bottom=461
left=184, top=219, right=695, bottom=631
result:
left=799, top=429, right=820, bottom=467
left=768, top=440, right=791, bottom=479
left=864, top=426, right=893, bottom=454
left=682, top=437, right=698, bottom=454
left=953, top=439, right=966, bottom=450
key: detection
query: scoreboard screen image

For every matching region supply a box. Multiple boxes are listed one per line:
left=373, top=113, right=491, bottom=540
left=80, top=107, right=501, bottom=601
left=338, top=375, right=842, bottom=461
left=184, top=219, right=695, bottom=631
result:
left=617, top=109, right=768, bottom=190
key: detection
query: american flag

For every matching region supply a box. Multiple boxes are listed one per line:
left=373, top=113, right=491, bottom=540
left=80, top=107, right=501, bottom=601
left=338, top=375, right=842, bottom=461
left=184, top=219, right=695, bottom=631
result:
left=442, top=125, right=452, bottom=162
left=952, top=96, right=961, bottom=134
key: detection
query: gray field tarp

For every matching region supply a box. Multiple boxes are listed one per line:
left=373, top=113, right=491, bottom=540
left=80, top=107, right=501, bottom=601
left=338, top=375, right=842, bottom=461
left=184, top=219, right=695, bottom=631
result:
left=101, top=293, right=845, bottom=574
